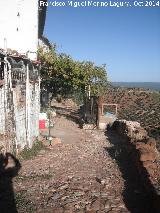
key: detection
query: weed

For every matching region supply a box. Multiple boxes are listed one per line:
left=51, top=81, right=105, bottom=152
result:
left=19, top=140, right=45, bottom=160
left=16, top=173, right=52, bottom=181
left=15, top=191, right=35, bottom=213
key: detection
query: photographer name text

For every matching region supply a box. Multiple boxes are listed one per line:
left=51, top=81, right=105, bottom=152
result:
left=39, top=0, right=160, bottom=8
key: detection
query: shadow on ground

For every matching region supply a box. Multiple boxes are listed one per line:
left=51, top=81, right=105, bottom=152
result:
left=0, top=153, right=21, bottom=213
left=51, top=105, right=84, bottom=128
left=105, top=130, right=157, bottom=213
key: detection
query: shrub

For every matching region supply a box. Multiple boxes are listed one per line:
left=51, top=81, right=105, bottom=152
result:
left=19, top=140, right=45, bottom=160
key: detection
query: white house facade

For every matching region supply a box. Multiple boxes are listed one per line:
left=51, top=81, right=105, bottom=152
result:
left=0, top=0, right=39, bottom=60
left=0, top=0, right=47, bottom=153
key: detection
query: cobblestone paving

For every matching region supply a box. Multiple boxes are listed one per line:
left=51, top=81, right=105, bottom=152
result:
left=14, top=115, right=152, bottom=213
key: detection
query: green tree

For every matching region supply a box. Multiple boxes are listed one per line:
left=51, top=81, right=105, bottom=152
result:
left=38, top=44, right=108, bottom=98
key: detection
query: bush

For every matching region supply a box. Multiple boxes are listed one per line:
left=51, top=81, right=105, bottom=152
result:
left=15, top=191, right=35, bottom=213
left=19, top=140, right=45, bottom=160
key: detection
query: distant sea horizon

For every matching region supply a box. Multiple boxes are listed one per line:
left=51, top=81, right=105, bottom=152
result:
left=111, top=82, right=160, bottom=91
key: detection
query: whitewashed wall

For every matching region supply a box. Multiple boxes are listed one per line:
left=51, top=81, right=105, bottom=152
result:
left=13, top=82, right=40, bottom=150
left=0, top=87, right=5, bottom=134
left=0, top=0, right=41, bottom=152
left=28, top=83, right=40, bottom=147
left=0, top=73, right=40, bottom=152
left=0, top=0, right=38, bottom=60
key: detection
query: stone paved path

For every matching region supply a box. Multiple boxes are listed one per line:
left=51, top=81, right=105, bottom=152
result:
left=14, top=111, right=152, bottom=213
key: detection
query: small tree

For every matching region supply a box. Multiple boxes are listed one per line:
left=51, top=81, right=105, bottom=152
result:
left=38, top=44, right=108, bottom=99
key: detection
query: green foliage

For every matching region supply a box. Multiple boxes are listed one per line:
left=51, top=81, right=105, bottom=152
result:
left=151, top=92, right=160, bottom=103
left=38, top=44, right=108, bottom=98
left=16, top=173, right=52, bottom=181
left=19, top=140, right=45, bottom=160
left=15, top=191, right=35, bottom=213
left=72, top=90, right=85, bottom=105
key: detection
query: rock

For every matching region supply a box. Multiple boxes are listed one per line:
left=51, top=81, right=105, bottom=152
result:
left=136, top=142, right=155, bottom=152
left=74, top=204, right=81, bottom=210
left=104, top=200, right=111, bottom=210
left=64, top=210, right=74, bottom=213
left=83, top=124, right=96, bottom=130
left=53, top=208, right=64, bottom=213
left=0, top=145, right=5, bottom=154
left=39, top=149, right=46, bottom=155
left=112, top=120, right=148, bottom=141
left=101, top=179, right=106, bottom=185
left=118, top=203, right=126, bottom=208
left=86, top=210, right=96, bottom=213
left=64, top=203, right=75, bottom=213
left=67, top=175, right=74, bottom=180
left=142, top=161, right=153, bottom=168
left=107, top=210, right=119, bottom=213
left=91, top=199, right=101, bottom=211
left=140, top=151, right=157, bottom=162
left=136, top=142, right=145, bottom=150
left=109, top=209, right=120, bottom=213
left=91, top=192, right=101, bottom=198
left=58, top=183, right=69, bottom=190
left=95, top=177, right=102, bottom=184
left=47, top=192, right=61, bottom=202
left=61, top=195, right=70, bottom=201
left=133, top=127, right=148, bottom=141
left=147, top=138, right=157, bottom=149
left=51, top=111, right=56, bottom=117
left=76, top=210, right=84, bottom=213
left=147, top=168, right=155, bottom=176
left=73, top=191, right=85, bottom=197
left=110, top=204, right=118, bottom=208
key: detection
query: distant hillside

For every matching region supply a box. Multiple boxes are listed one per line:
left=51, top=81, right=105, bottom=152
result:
left=112, top=82, right=160, bottom=91
left=103, top=87, right=160, bottom=150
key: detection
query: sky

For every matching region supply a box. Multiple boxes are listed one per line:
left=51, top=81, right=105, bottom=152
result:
left=44, top=1, right=160, bottom=82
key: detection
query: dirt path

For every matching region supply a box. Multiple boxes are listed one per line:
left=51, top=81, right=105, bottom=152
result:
left=50, top=116, right=85, bottom=145
left=13, top=113, right=128, bottom=213
left=13, top=111, right=152, bottom=213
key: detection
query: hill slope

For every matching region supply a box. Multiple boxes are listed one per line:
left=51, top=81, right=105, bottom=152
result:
left=103, top=88, right=160, bottom=149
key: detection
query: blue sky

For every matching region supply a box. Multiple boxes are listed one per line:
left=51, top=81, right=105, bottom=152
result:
left=44, top=1, right=160, bottom=82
